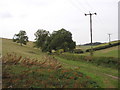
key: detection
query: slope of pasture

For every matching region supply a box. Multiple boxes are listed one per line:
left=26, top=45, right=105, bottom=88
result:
left=55, top=55, right=118, bottom=88
left=93, top=40, right=119, bottom=48
left=2, top=38, right=47, bottom=60
left=2, top=38, right=100, bottom=88
left=81, top=46, right=119, bottom=58
left=93, top=46, right=119, bottom=57
left=77, top=40, right=119, bottom=53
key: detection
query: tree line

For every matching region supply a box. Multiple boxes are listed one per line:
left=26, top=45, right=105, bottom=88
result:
left=13, top=28, right=76, bottom=53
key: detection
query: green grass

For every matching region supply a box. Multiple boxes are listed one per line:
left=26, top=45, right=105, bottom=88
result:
left=76, top=45, right=91, bottom=52
left=2, top=38, right=101, bottom=88
left=94, top=40, right=119, bottom=48
left=81, top=46, right=119, bottom=58
left=76, top=40, right=119, bottom=55
left=93, top=46, right=119, bottom=57
left=55, top=56, right=118, bottom=88
left=2, top=38, right=47, bottom=61
left=2, top=38, right=119, bottom=88
left=3, top=53, right=100, bottom=88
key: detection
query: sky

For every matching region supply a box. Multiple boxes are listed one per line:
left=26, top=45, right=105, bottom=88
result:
left=0, top=0, right=119, bottom=44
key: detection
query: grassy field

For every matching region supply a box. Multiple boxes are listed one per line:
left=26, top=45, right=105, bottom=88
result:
left=2, top=38, right=119, bottom=88
left=55, top=56, right=118, bottom=88
left=81, top=46, right=119, bottom=58
left=93, top=40, right=119, bottom=48
left=2, top=38, right=47, bottom=60
left=93, top=46, right=119, bottom=57
left=2, top=38, right=101, bottom=88
left=76, top=41, right=119, bottom=58
left=56, top=41, right=119, bottom=88
left=76, top=40, right=120, bottom=57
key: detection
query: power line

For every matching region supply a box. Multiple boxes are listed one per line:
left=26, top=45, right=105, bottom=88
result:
left=67, top=0, right=85, bottom=14
left=76, top=0, right=90, bottom=12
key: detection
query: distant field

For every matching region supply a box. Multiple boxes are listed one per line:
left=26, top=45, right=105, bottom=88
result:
left=93, top=46, right=119, bottom=57
left=81, top=46, right=119, bottom=58
left=77, top=40, right=119, bottom=49
left=94, top=40, right=119, bottom=48
left=76, top=40, right=119, bottom=57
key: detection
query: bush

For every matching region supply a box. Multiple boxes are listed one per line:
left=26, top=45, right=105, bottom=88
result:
left=73, top=49, right=84, bottom=54
left=57, top=49, right=64, bottom=54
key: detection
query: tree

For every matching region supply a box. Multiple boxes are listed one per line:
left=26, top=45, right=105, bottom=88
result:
left=13, top=30, right=28, bottom=46
left=49, top=28, right=76, bottom=52
left=34, top=29, right=49, bottom=51
left=34, top=28, right=76, bottom=53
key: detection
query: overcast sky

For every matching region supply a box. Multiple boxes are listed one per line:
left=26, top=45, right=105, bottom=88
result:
left=0, top=0, right=119, bottom=44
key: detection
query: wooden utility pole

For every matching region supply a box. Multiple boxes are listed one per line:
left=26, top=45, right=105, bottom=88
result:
left=85, top=12, right=97, bottom=56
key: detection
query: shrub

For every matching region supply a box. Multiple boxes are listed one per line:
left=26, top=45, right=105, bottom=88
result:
left=73, top=49, right=84, bottom=54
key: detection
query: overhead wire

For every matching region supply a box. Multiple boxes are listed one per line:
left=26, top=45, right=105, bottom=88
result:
left=83, top=0, right=105, bottom=27
left=67, top=0, right=118, bottom=42
left=67, top=0, right=85, bottom=14
left=75, top=0, right=90, bottom=12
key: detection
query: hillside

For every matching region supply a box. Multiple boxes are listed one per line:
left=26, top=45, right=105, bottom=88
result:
left=80, top=46, right=119, bottom=58
left=76, top=40, right=119, bottom=57
left=2, top=38, right=47, bottom=60
left=2, top=38, right=101, bottom=88
left=93, top=46, right=119, bottom=57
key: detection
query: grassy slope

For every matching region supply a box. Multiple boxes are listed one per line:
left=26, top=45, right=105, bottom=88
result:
left=2, top=38, right=119, bottom=88
left=56, top=40, right=119, bottom=88
left=55, top=56, right=118, bottom=88
left=2, top=38, right=47, bottom=61
left=93, top=40, right=119, bottom=48
left=81, top=46, right=119, bottom=58
left=93, top=46, right=119, bottom=57
left=76, top=42, right=119, bottom=58
left=2, top=38, right=101, bottom=88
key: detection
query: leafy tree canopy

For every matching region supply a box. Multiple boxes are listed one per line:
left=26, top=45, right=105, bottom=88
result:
left=13, top=30, right=28, bottom=46
left=34, top=28, right=76, bottom=53
left=49, top=28, right=76, bottom=52
left=34, top=29, right=49, bottom=49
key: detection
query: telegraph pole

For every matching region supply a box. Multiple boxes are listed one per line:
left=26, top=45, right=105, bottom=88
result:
left=108, top=34, right=112, bottom=45
left=85, top=12, right=97, bottom=56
